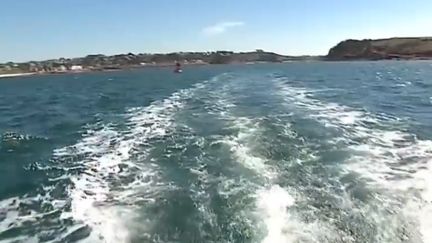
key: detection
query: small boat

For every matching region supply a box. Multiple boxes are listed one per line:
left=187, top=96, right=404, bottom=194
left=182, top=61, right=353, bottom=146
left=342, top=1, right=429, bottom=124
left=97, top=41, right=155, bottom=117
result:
left=174, top=62, right=182, bottom=73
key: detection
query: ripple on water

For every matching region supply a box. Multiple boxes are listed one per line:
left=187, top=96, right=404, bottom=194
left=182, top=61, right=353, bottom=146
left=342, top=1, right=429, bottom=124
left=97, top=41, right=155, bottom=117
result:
left=275, top=78, right=432, bottom=242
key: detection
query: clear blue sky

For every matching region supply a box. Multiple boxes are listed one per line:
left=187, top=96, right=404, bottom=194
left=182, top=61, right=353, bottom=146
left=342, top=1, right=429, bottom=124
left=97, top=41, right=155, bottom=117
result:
left=1, top=0, right=432, bottom=62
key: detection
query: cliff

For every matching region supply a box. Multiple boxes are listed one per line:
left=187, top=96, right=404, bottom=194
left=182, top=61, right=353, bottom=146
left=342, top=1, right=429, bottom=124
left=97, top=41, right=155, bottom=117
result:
left=327, top=37, right=432, bottom=60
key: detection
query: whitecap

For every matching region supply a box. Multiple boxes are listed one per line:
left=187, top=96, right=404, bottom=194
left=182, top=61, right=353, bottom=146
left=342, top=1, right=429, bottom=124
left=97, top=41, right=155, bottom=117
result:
left=0, top=80, right=210, bottom=242
left=256, top=185, right=296, bottom=243
left=275, top=79, right=432, bottom=242
left=55, top=82, right=209, bottom=242
left=206, top=87, right=336, bottom=242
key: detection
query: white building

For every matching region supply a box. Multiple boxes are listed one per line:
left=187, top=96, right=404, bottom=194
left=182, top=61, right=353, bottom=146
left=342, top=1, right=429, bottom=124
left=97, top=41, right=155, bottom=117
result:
left=70, top=65, right=83, bottom=71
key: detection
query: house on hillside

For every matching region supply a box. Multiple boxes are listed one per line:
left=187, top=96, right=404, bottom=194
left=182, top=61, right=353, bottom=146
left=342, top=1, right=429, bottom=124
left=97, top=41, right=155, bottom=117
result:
left=70, top=65, right=83, bottom=71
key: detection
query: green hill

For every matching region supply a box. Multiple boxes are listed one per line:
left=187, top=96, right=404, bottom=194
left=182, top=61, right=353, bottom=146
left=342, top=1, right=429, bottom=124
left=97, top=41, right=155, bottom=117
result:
left=327, top=37, right=432, bottom=60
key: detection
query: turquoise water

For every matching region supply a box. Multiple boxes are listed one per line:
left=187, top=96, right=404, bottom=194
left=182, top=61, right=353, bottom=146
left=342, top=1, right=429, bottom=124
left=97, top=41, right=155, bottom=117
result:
left=0, top=62, right=432, bottom=242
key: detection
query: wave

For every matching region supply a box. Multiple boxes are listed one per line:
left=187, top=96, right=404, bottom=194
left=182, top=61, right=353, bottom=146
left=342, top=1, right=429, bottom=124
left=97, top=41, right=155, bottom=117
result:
left=0, top=81, right=208, bottom=242
left=55, top=82, right=209, bottom=242
left=0, top=132, right=49, bottom=152
left=275, top=77, right=432, bottom=242
left=221, top=119, right=296, bottom=242
left=204, top=84, right=338, bottom=243
left=2, top=71, right=429, bottom=242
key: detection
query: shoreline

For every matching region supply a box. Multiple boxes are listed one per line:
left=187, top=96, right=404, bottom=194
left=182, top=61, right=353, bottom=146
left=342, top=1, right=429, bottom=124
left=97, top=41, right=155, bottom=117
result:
left=0, top=73, right=35, bottom=79
left=1, top=59, right=432, bottom=79
left=0, top=62, right=212, bottom=79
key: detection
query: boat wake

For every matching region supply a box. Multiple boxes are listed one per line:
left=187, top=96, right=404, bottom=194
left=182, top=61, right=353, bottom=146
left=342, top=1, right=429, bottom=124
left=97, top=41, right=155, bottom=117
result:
left=275, top=77, right=432, bottom=242
left=1, top=71, right=431, bottom=243
left=0, top=81, right=208, bottom=242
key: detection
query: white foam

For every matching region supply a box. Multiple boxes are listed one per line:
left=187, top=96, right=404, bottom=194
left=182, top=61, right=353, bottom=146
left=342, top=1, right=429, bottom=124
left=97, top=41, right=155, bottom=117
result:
left=224, top=117, right=276, bottom=180
left=257, top=185, right=296, bottom=243
left=0, top=77, right=224, bottom=242
left=275, top=79, right=432, bottom=242
left=0, top=192, right=69, bottom=242
left=50, top=82, right=206, bottom=242
left=415, top=158, right=432, bottom=243
left=256, top=185, right=345, bottom=243
left=206, top=90, right=309, bottom=242
left=348, top=129, right=432, bottom=243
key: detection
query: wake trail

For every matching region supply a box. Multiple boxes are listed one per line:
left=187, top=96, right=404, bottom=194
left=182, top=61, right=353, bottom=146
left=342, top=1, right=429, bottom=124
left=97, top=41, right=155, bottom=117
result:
left=0, top=81, right=209, bottom=242
left=202, top=80, right=338, bottom=243
left=274, top=76, right=432, bottom=242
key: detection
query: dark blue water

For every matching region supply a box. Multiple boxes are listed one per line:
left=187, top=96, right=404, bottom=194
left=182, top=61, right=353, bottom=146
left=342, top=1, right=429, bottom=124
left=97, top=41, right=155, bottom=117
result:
left=0, top=62, right=431, bottom=243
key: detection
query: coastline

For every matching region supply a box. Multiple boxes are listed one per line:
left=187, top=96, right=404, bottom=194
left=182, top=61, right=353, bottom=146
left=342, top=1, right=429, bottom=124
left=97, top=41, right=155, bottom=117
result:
left=0, top=51, right=320, bottom=77
left=1, top=59, right=432, bottom=80
left=0, top=63, right=211, bottom=79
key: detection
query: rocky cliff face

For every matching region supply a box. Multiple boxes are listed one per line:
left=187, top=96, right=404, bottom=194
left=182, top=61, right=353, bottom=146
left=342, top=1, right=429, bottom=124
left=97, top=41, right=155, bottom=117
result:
left=327, top=37, right=432, bottom=60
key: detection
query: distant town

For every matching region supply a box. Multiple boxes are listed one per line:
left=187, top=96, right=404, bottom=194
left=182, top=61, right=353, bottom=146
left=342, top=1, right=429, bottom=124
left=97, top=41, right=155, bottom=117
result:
left=2, top=37, right=431, bottom=77
left=0, top=50, right=319, bottom=76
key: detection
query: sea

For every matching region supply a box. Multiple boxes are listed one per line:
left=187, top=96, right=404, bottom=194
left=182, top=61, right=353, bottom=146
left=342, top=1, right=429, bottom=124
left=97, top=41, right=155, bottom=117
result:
left=0, top=62, right=431, bottom=243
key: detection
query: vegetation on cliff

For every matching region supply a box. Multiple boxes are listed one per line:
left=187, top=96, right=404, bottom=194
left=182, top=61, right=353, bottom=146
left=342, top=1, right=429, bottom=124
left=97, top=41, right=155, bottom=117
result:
left=327, top=37, right=432, bottom=60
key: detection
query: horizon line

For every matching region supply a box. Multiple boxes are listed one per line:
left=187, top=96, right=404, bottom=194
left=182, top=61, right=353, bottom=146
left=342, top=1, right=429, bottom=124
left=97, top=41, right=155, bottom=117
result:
left=0, top=50, right=326, bottom=64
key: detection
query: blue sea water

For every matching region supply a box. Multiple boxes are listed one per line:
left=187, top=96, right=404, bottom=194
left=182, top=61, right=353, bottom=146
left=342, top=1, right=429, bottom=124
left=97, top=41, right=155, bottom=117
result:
left=0, top=62, right=431, bottom=243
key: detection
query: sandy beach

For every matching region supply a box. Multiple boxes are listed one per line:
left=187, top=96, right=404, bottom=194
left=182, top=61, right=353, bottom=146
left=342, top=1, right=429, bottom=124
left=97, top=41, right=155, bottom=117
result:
left=0, top=73, right=35, bottom=79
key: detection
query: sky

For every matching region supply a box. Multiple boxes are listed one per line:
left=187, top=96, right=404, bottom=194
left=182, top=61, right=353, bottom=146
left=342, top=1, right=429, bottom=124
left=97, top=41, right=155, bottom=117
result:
left=1, top=0, right=432, bottom=62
